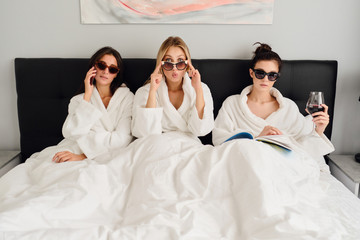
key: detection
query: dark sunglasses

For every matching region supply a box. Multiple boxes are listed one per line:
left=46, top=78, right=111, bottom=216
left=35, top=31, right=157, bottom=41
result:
left=252, top=69, right=280, bottom=81
left=95, top=61, right=120, bottom=74
left=161, top=60, right=188, bottom=71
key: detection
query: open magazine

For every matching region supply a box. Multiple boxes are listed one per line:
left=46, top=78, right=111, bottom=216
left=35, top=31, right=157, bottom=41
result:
left=225, top=132, right=294, bottom=152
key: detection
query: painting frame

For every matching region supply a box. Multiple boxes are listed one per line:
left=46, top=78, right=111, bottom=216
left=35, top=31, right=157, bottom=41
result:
left=80, top=0, right=274, bottom=24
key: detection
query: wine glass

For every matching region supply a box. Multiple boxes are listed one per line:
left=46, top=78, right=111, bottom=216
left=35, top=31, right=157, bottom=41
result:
left=306, top=91, right=325, bottom=115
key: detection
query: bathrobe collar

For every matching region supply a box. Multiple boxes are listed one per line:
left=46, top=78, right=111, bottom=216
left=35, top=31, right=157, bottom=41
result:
left=158, top=73, right=194, bottom=132
left=91, top=86, right=130, bottom=131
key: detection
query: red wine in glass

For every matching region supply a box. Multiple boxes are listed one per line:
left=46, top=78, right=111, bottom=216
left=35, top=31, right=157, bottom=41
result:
left=307, top=105, right=324, bottom=114
left=306, top=91, right=325, bottom=116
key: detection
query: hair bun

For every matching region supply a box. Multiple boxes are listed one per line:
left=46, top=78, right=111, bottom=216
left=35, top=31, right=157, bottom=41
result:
left=253, top=42, right=272, bottom=55
left=250, top=42, right=282, bottom=72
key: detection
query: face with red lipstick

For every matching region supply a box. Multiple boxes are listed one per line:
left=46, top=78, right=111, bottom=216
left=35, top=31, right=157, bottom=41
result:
left=249, top=60, right=279, bottom=92
left=94, top=54, right=119, bottom=87
left=161, top=46, right=188, bottom=84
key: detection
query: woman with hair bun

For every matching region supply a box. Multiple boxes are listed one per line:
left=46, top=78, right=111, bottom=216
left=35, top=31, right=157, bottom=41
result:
left=213, top=42, right=333, bottom=172
left=207, top=43, right=354, bottom=238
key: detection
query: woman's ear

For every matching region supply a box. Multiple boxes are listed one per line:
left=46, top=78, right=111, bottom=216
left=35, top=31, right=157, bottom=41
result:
left=249, top=68, right=254, bottom=78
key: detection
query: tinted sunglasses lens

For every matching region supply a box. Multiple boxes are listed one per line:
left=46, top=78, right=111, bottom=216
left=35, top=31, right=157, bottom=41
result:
left=176, top=61, right=187, bottom=70
left=162, top=62, right=173, bottom=71
left=268, top=73, right=278, bottom=81
left=109, top=66, right=119, bottom=74
left=254, top=70, right=266, bottom=79
left=96, top=62, right=119, bottom=74
left=96, top=62, right=107, bottom=70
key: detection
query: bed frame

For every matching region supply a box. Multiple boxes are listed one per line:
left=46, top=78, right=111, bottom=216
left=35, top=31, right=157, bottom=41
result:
left=15, top=58, right=338, bottom=162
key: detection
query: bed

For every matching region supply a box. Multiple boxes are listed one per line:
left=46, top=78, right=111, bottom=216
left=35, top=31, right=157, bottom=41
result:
left=0, top=58, right=358, bottom=239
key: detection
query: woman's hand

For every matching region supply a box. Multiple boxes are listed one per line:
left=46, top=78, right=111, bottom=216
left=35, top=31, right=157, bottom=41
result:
left=146, top=63, right=163, bottom=108
left=307, top=104, right=330, bottom=135
left=52, top=151, right=86, bottom=163
left=83, top=66, right=97, bottom=102
left=258, top=125, right=283, bottom=137
left=187, top=61, right=202, bottom=91
left=149, top=62, right=163, bottom=92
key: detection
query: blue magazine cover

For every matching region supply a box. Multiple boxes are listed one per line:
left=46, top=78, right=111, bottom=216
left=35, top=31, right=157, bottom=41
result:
left=224, top=132, right=254, bottom=142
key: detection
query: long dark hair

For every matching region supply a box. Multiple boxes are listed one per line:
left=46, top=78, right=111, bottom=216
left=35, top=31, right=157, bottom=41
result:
left=250, top=42, right=282, bottom=72
left=79, top=46, right=124, bottom=95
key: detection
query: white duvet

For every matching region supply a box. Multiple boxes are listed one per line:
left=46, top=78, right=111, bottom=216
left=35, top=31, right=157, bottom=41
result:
left=1, top=131, right=360, bottom=239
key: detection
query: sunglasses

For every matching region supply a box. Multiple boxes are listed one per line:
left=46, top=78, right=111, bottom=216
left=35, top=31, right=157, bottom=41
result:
left=161, top=60, right=188, bottom=71
left=252, top=69, right=280, bottom=81
left=95, top=61, right=120, bottom=74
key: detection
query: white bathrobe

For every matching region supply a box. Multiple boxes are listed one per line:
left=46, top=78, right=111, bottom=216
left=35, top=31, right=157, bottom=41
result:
left=61, top=86, right=134, bottom=159
left=132, top=73, right=214, bottom=139
left=10, top=85, right=134, bottom=165
left=213, top=85, right=334, bottom=171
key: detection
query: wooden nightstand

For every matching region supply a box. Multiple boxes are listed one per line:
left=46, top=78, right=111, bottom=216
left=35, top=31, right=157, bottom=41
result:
left=0, top=150, right=21, bottom=177
left=328, top=154, right=360, bottom=197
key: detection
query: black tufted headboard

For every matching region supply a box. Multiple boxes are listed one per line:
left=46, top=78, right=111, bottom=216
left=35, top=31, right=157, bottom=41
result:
left=15, top=58, right=337, bottom=162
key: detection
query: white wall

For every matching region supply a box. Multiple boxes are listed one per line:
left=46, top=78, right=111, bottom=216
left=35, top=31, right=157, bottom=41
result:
left=0, top=0, right=359, bottom=154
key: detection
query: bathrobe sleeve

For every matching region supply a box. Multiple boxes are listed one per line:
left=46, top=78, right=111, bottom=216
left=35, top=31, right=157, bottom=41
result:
left=282, top=100, right=334, bottom=156
left=62, top=91, right=134, bottom=159
left=187, top=83, right=214, bottom=137
left=212, top=96, right=243, bottom=146
left=132, top=85, right=164, bottom=138
left=76, top=91, right=134, bottom=159
left=62, top=95, right=103, bottom=140
left=281, top=100, right=334, bottom=172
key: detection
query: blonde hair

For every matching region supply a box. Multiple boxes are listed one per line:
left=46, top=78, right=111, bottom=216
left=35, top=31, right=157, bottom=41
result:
left=145, top=36, right=191, bottom=84
left=156, top=36, right=191, bottom=69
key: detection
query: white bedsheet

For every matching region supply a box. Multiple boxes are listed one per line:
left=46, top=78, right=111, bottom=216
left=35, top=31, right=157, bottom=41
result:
left=1, top=134, right=359, bottom=239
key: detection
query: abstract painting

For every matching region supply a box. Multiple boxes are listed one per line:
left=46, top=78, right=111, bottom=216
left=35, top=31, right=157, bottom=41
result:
left=80, top=0, right=274, bottom=24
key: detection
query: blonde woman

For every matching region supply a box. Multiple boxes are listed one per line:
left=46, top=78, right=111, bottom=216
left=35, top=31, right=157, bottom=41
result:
left=132, top=36, right=214, bottom=139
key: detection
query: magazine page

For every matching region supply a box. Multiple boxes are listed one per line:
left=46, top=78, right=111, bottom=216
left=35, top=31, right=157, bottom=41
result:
left=224, top=133, right=295, bottom=152
left=255, top=135, right=294, bottom=151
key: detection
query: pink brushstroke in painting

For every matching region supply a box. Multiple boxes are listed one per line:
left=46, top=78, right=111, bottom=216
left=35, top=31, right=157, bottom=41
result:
left=118, top=0, right=271, bottom=16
